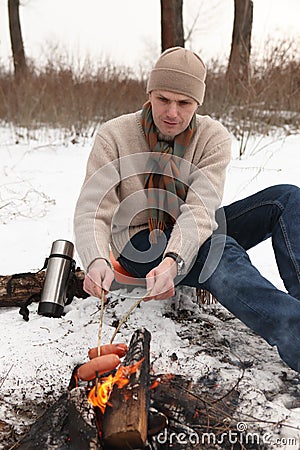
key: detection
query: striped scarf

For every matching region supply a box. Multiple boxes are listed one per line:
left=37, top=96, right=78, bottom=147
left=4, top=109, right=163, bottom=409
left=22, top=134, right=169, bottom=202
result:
left=141, top=101, right=197, bottom=241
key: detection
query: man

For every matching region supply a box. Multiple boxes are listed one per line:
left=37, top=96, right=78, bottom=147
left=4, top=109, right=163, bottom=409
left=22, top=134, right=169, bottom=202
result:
left=74, top=47, right=300, bottom=374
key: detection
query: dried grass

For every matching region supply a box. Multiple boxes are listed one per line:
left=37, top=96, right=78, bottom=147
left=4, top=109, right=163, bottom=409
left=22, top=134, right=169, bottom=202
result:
left=0, top=40, right=299, bottom=138
left=0, top=56, right=147, bottom=134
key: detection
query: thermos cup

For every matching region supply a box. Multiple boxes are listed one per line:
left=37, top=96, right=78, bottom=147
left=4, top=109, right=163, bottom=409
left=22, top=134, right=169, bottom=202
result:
left=38, top=240, right=75, bottom=318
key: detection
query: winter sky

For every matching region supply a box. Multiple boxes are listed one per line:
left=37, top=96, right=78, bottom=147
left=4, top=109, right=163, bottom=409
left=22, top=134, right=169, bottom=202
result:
left=0, top=0, right=299, bottom=69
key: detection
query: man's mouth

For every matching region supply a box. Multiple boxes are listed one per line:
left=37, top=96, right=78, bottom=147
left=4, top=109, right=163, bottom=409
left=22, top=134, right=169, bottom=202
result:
left=163, top=120, right=179, bottom=126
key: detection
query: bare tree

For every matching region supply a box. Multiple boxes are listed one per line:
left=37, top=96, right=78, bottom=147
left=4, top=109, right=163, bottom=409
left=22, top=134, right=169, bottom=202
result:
left=8, top=0, right=27, bottom=77
left=161, top=0, right=184, bottom=52
left=227, top=0, right=253, bottom=89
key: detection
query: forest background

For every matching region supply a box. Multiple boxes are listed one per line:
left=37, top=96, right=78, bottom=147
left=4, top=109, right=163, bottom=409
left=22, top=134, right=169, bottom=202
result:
left=1, top=0, right=300, bottom=143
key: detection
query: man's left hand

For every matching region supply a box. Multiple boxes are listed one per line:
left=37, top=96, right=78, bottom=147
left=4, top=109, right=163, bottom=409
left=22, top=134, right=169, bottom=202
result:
left=144, top=257, right=178, bottom=301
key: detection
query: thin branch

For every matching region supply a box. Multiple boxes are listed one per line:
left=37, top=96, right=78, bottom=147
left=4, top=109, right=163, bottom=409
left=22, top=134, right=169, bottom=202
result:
left=110, top=291, right=151, bottom=344
left=0, top=364, right=14, bottom=389
left=97, top=290, right=105, bottom=356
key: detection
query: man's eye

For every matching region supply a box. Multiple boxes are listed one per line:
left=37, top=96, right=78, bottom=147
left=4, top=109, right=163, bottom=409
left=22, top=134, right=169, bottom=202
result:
left=158, top=97, right=168, bottom=102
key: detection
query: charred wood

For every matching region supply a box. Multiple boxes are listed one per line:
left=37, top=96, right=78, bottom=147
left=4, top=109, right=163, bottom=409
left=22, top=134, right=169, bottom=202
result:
left=14, top=388, right=100, bottom=450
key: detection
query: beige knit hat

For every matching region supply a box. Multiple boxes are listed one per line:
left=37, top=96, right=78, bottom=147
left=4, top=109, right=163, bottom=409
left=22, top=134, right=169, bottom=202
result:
left=146, top=47, right=206, bottom=105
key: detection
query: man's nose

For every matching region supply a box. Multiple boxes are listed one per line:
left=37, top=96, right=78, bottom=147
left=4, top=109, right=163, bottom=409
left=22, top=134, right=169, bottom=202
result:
left=166, top=102, right=178, bottom=118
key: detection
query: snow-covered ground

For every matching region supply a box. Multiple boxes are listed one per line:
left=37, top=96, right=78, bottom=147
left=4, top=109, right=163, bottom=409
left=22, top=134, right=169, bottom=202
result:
left=0, top=124, right=300, bottom=449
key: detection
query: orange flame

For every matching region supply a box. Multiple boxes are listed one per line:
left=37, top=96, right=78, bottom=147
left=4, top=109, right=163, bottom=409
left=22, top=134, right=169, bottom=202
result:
left=150, top=379, right=160, bottom=390
left=87, top=358, right=144, bottom=414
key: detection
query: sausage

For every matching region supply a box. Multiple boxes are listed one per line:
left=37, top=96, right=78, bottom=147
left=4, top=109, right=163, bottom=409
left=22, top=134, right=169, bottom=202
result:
left=77, top=354, right=120, bottom=381
left=88, top=343, right=127, bottom=360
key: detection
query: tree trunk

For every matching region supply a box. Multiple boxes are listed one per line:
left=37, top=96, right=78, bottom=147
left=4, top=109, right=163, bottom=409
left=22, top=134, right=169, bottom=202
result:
left=8, top=0, right=27, bottom=77
left=161, top=0, right=184, bottom=52
left=226, top=0, right=253, bottom=90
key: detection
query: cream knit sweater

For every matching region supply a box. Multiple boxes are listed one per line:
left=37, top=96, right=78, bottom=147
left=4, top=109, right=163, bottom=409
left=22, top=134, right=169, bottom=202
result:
left=74, top=110, right=231, bottom=274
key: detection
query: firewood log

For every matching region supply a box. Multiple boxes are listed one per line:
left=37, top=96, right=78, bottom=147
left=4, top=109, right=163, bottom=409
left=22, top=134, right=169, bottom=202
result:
left=101, top=328, right=151, bottom=449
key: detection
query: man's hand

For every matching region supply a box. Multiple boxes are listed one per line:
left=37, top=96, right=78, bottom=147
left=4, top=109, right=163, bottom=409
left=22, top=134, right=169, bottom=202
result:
left=84, top=258, right=114, bottom=299
left=145, top=257, right=178, bottom=301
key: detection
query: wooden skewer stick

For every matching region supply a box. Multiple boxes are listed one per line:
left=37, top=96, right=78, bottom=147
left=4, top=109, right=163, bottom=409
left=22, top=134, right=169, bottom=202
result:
left=97, top=290, right=106, bottom=357
left=109, top=291, right=151, bottom=344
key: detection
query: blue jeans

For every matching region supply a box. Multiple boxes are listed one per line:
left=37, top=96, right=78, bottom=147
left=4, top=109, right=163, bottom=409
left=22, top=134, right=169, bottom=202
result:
left=118, top=184, right=300, bottom=372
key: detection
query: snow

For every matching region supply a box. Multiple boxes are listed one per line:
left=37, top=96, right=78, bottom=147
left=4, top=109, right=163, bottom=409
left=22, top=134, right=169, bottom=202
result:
left=0, top=124, right=300, bottom=448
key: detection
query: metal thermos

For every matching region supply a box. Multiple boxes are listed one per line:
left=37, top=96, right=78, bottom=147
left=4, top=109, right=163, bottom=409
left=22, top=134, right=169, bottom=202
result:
left=38, top=240, right=75, bottom=318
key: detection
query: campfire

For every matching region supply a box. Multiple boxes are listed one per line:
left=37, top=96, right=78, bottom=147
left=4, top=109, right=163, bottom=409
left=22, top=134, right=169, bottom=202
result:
left=14, top=328, right=241, bottom=450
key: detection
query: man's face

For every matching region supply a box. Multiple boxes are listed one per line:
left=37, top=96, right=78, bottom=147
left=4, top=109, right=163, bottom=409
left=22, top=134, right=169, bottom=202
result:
left=149, top=90, right=198, bottom=138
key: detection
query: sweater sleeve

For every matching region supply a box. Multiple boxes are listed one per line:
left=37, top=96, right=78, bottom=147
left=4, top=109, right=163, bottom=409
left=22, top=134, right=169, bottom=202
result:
left=73, top=132, right=120, bottom=271
left=164, top=128, right=231, bottom=273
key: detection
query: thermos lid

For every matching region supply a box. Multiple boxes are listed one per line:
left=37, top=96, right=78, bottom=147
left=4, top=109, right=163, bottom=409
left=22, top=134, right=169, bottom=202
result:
left=50, top=240, right=74, bottom=258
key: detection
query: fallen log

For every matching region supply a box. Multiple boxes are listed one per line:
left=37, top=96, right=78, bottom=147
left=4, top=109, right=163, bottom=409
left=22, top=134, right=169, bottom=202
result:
left=0, top=268, right=88, bottom=307
left=100, top=328, right=151, bottom=449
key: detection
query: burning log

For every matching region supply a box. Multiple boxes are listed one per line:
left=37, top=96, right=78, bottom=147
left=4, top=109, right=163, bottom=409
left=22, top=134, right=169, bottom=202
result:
left=0, top=268, right=88, bottom=307
left=95, top=328, right=151, bottom=449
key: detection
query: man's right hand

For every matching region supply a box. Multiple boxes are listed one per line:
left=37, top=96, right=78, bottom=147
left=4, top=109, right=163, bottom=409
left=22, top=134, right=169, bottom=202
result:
left=84, top=258, right=114, bottom=299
